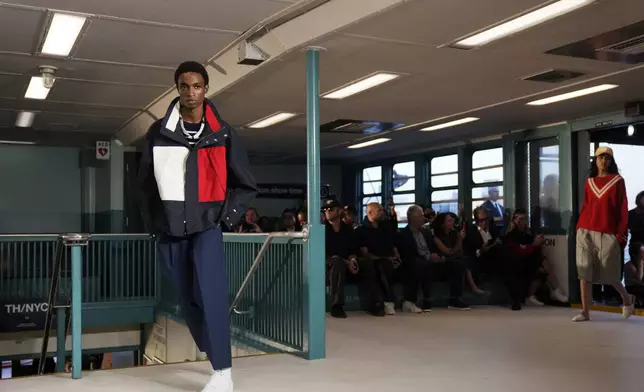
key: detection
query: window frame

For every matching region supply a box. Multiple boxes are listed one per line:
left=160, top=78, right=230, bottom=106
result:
left=470, top=146, right=505, bottom=220
left=428, top=150, right=460, bottom=215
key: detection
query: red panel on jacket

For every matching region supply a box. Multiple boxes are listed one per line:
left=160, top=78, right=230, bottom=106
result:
left=198, top=146, right=227, bottom=202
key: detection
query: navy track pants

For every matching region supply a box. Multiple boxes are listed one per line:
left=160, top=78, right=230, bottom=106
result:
left=157, top=226, right=232, bottom=370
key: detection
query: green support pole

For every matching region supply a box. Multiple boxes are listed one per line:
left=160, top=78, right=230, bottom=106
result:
left=56, top=307, right=66, bottom=373
left=71, top=245, right=83, bottom=379
left=305, top=47, right=325, bottom=360
left=61, top=233, right=90, bottom=379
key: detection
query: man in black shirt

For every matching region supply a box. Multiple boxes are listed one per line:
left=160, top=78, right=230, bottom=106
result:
left=355, top=202, right=401, bottom=316
left=324, top=199, right=360, bottom=318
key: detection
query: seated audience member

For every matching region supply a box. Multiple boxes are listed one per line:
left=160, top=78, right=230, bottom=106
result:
left=423, top=206, right=436, bottom=228
left=238, top=208, right=262, bottom=233
left=432, top=211, right=484, bottom=297
left=343, top=206, right=358, bottom=229
left=355, top=202, right=402, bottom=316
left=465, top=207, right=505, bottom=288
left=323, top=199, right=372, bottom=318
left=625, top=242, right=644, bottom=307
left=504, top=209, right=567, bottom=310
left=297, top=209, right=308, bottom=228
left=397, top=206, right=468, bottom=312
left=276, top=209, right=299, bottom=232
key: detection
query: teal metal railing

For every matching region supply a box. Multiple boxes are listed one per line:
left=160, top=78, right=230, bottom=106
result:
left=0, top=234, right=157, bottom=306
left=227, top=233, right=306, bottom=354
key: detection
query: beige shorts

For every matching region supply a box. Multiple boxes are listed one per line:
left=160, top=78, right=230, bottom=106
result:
left=576, top=228, right=621, bottom=284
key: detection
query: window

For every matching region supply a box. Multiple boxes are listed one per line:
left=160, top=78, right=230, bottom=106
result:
left=431, top=154, right=459, bottom=213
left=471, top=147, right=504, bottom=214
left=392, top=161, right=415, bottom=227
left=361, top=166, right=382, bottom=220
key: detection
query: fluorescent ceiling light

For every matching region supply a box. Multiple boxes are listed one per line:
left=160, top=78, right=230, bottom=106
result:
left=247, top=112, right=297, bottom=128
left=41, top=13, right=87, bottom=56
left=421, top=117, right=480, bottom=131
left=0, top=140, right=36, bottom=145
left=322, top=72, right=401, bottom=100
left=25, top=76, right=54, bottom=100
left=15, top=111, right=36, bottom=128
left=526, top=84, right=618, bottom=106
left=347, top=138, right=391, bottom=149
left=454, top=0, right=593, bottom=48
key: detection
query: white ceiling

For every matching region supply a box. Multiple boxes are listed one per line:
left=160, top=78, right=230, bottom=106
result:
left=1, top=0, right=643, bottom=162
left=0, top=0, right=296, bottom=143
left=210, top=0, right=644, bottom=162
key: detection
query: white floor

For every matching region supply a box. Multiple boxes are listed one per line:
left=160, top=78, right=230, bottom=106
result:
left=3, top=307, right=642, bottom=392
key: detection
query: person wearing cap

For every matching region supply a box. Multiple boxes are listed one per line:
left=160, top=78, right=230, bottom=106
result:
left=573, top=146, right=634, bottom=322
left=138, top=61, right=257, bottom=391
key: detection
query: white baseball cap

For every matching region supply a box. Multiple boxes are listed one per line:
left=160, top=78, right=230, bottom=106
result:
left=595, top=146, right=613, bottom=157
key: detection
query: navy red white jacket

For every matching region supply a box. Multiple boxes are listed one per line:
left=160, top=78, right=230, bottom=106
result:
left=137, top=97, right=257, bottom=237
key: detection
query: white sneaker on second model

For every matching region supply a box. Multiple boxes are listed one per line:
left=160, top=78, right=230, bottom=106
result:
left=384, top=302, right=396, bottom=315
left=202, top=368, right=234, bottom=392
left=402, top=301, right=422, bottom=314
left=623, top=295, right=635, bottom=319
left=525, top=296, right=544, bottom=307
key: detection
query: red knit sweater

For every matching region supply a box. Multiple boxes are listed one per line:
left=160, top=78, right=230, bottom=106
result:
left=576, top=174, right=628, bottom=246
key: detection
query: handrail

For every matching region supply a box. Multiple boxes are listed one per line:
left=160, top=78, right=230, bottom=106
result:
left=230, top=228, right=308, bottom=315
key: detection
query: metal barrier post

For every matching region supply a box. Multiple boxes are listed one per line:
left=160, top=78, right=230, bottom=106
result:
left=56, top=307, right=66, bottom=373
left=61, top=233, right=91, bottom=380
left=305, top=47, right=326, bottom=360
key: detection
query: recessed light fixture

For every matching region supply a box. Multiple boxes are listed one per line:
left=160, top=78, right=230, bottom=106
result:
left=420, top=117, right=480, bottom=131
left=41, top=12, right=87, bottom=57
left=627, top=124, right=635, bottom=136
left=322, top=72, right=401, bottom=100
left=247, top=112, right=297, bottom=128
left=526, top=84, right=618, bottom=106
left=25, top=76, right=54, bottom=100
left=347, top=138, right=391, bottom=149
left=15, top=111, right=36, bottom=128
left=452, top=0, right=594, bottom=49
left=0, top=140, right=36, bottom=145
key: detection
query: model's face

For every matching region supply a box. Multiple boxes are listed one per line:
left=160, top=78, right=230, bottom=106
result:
left=596, top=154, right=612, bottom=172
left=177, top=72, right=207, bottom=110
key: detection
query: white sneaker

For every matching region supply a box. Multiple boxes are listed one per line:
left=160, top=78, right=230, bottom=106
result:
left=202, top=368, right=234, bottom=392
left=384, top=302, right=396, bottom=315
left=526, top=296, right=544, bottom=307
left=402, top=301, right=422, bottom=314
left=623, top=295, right=635, bottom=319
left=550, top=288, right=568, bottom=303
left=572, top=313, right=590, bottom=322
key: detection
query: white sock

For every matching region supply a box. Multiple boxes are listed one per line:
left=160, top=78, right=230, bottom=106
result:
left=214, top=368, right=231, bottom=377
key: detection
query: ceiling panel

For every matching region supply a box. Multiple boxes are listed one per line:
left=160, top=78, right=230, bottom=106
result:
left=32, top=112, right=125, bottom=132
left=342, top=0, right=547, bottom=46
left=0, top=53, right=173, bottom=86
left=75, top=19, right=234, bottom=67
left=0, top=6, right=43, bottom=53
left=49, top=79, right=168, bottom=107
left=0, top=97, right=139, bottom=118
left=8, top=0, right=295, bottom=31
left=0, top=74, right=29, bottom=99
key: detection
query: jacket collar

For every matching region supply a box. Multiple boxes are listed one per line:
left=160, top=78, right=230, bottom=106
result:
left=160, top=97, right=224, bottom=146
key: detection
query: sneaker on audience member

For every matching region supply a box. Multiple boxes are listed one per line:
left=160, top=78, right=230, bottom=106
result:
left=384, top=302, right=396, bottom=315
left=202, top=368, right=233, bottom=392
left=572, top=313, right=590, bottom=322
left=526, top=296, right=544, bottom=307
left=402, top=301, right=422, bottom=314
left=421, top=300, right=432, bottom=313
left=550, top=288, right=568, bottom=303
left=623, top=294, right=635, bottom=319
left=330, top=304, right=347, bottom=319
left=448, top=298, right=470, bottom=311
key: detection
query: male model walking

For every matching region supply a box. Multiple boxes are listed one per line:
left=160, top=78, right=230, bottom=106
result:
left=138, top=61, right=257, bottom=391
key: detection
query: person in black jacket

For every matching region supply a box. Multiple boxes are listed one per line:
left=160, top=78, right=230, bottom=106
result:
left=137, top=61, right=257, bottom=392
left=629, top=190, right=644, bottom=245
